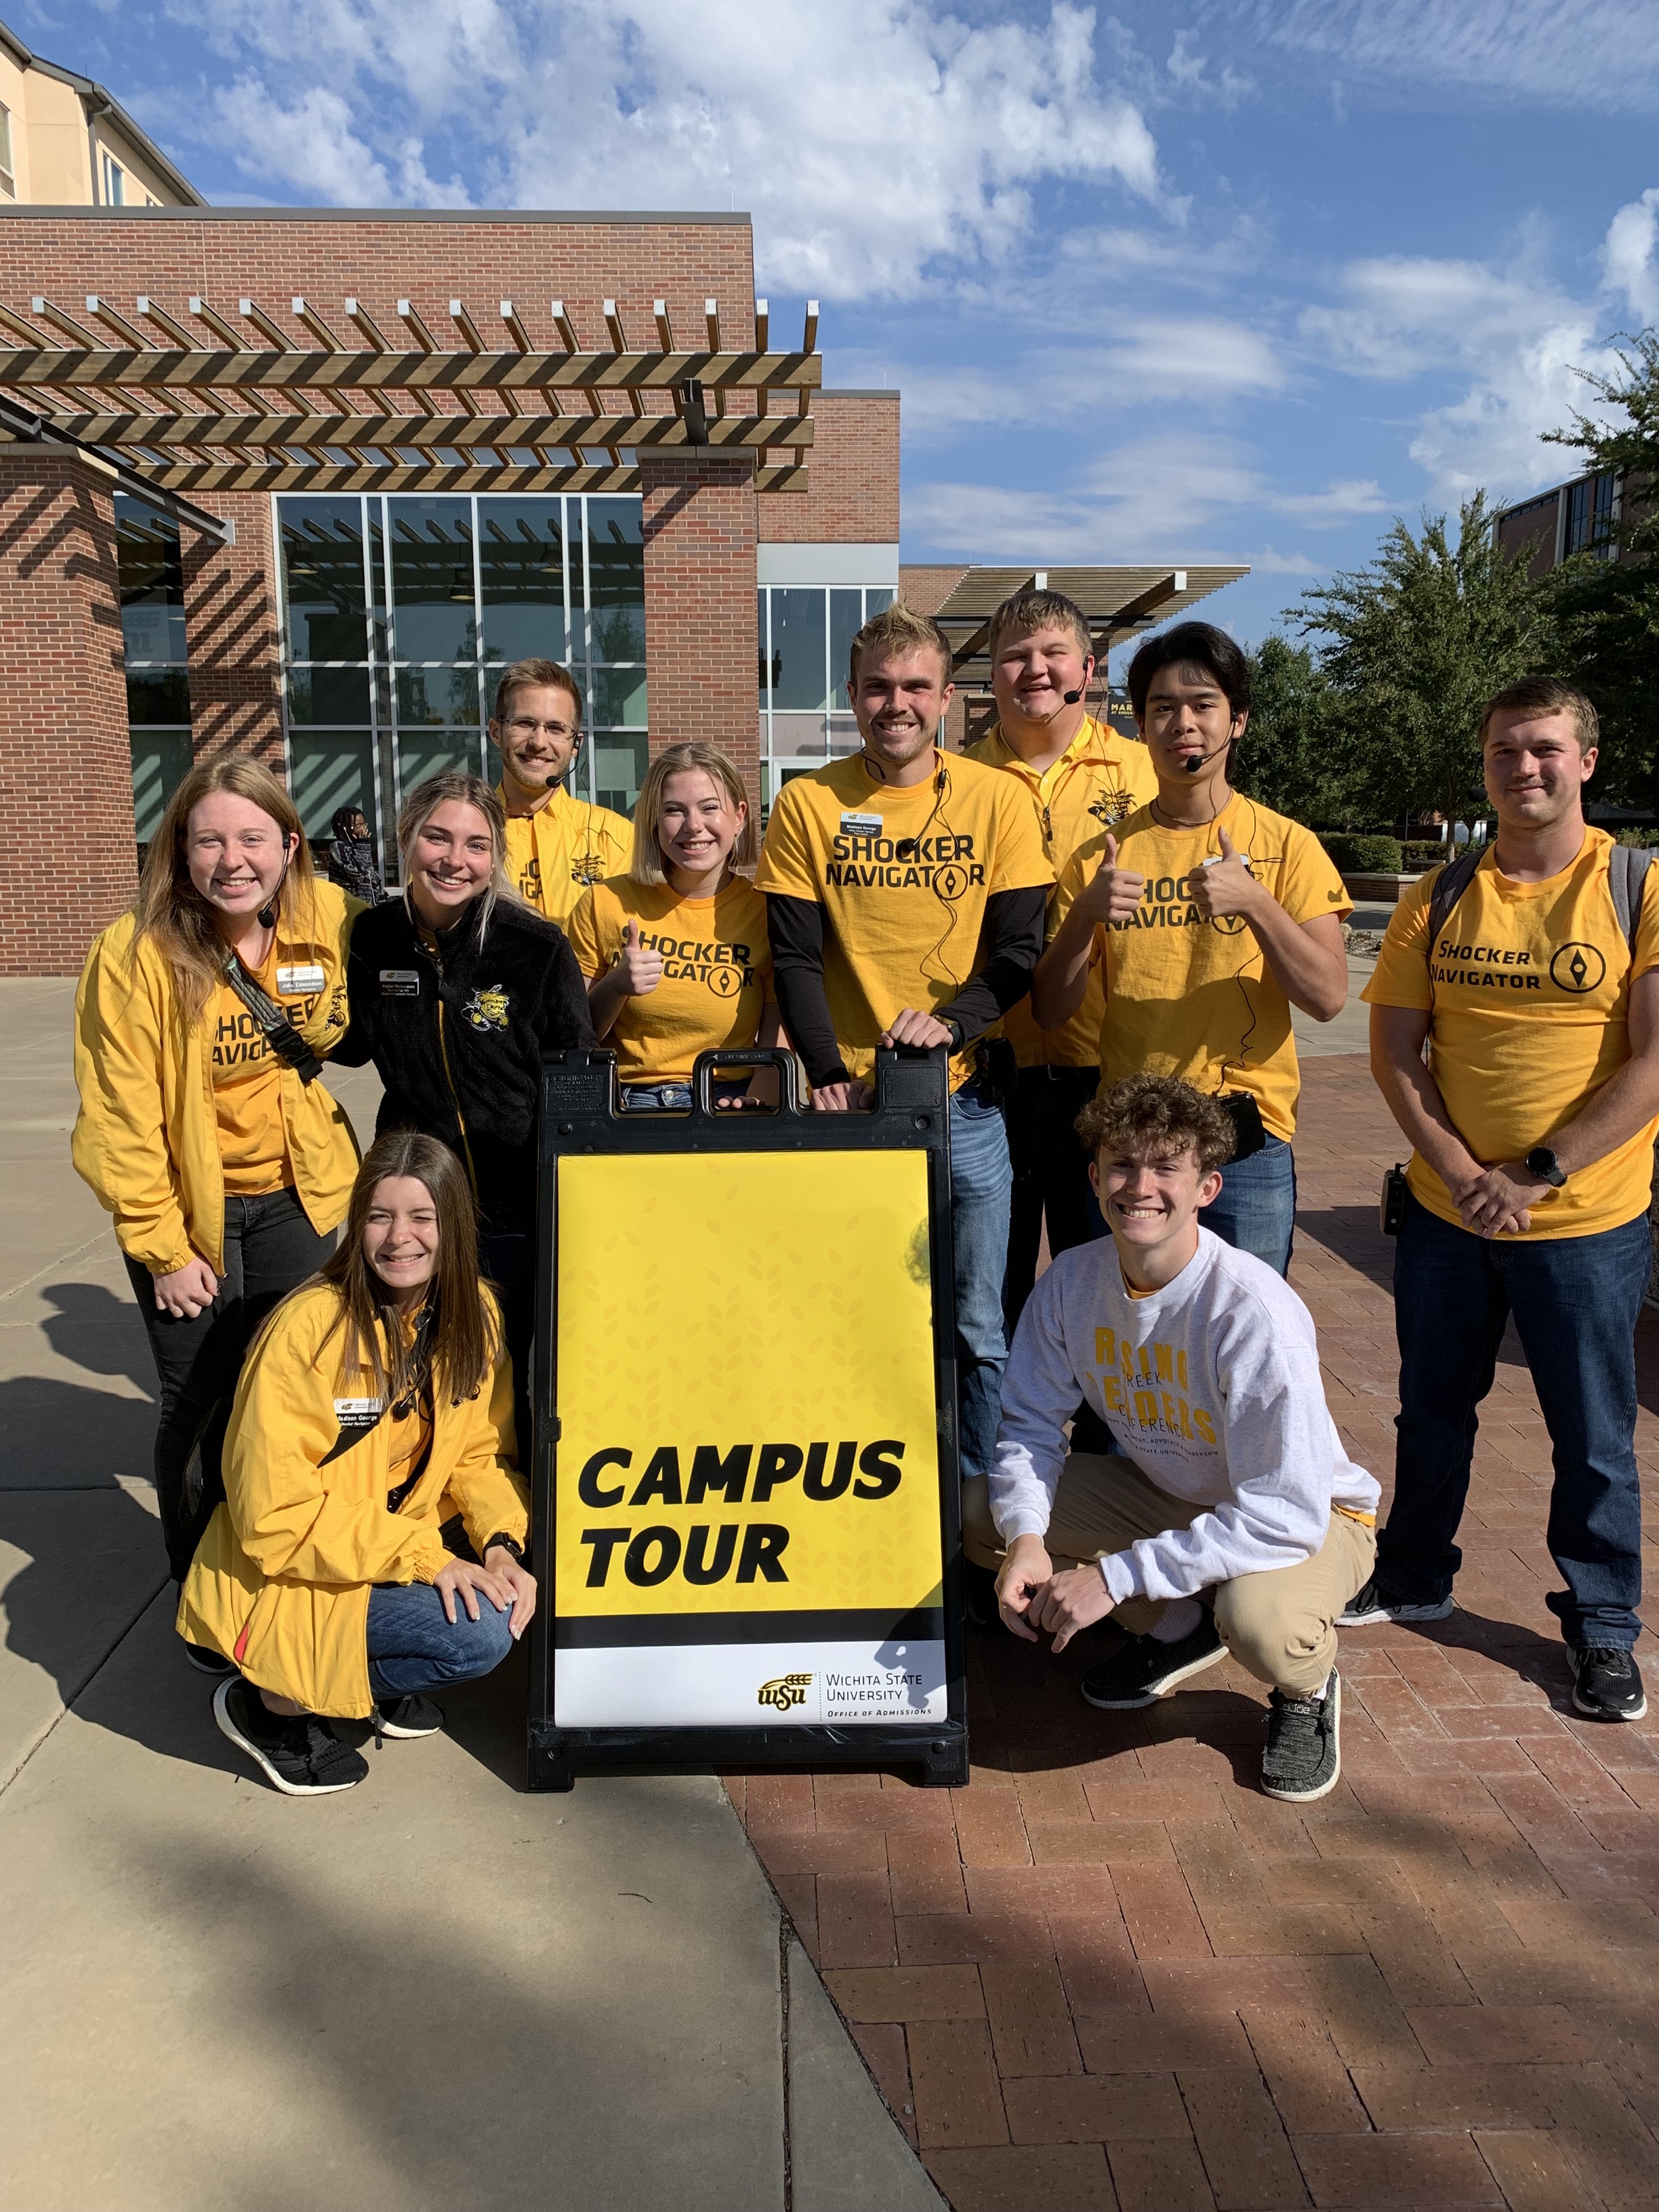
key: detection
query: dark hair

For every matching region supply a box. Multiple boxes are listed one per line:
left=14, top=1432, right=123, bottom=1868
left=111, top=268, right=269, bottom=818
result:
left=1076, top=1074, right=1235, bottom=1175
left=1126, top=621, right=1251, bottom=722
left=1478, top=676, right=1598, bottom=753
left=331, top=804, right=364, bottom=840
left=491, top=656, right=584, bottom=730
left=316, top=1132, right=497, bottom=1405
left=987, top=588, right=1092, bottom=663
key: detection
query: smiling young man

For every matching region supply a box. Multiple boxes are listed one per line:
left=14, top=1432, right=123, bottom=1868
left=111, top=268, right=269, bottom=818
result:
left=963, top=1074, right=1379, bottom=1801
left=756, top=600, right=1052, bottom=1493
left=1354, top=678, right=1659, bottom=1721
left=966, top=588, right=1158, bottom=1328
left=489, top=658, right=632, bottom=926
left=1033, top=622, right=1351, bottom=1277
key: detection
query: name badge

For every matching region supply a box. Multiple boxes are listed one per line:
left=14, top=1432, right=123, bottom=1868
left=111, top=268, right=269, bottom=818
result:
left=276, top=963, right=326, bottom=996
left=333, top=1397, right=383, bottom=1420
left=380, top=969, right=420, bottom=997
left=840, top=811, right=882, bottom=836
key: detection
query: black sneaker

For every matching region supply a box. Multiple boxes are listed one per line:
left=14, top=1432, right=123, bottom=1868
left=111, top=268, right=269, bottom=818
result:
left=1569, top=1646, right=1647, bottom=1721
left=1339, top=1573, right=1454, bottom=1626
left=1262, top=1673, right=1342, bottom=1801
left=374, top=1693, right=445, bottom=1740
left=213, top=1677, right=368, bottom=1797
left=1080, top=1613, right=1225, bottom=1708
left=182, top=1640, right=238, bottom=1677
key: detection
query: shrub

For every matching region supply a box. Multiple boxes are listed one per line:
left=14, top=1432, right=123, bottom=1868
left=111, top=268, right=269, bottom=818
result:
left=1402, top=839, right=1452, bottom=869
left=1614, top=829, right=1659, bottom=848
left=1320, top=832, right=1403, bottom=874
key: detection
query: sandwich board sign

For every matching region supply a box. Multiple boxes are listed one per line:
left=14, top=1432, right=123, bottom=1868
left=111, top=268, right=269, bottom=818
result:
left=527, top=1048, right=968, bottom=1791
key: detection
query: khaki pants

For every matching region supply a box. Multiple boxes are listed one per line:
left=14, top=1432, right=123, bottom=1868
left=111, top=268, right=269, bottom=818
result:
left=964, top=1454, right=1376, bottom=1698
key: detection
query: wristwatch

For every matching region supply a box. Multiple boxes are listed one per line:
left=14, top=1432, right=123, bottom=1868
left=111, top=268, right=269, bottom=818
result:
left=1525, top=1147, right=1568, bottom=1188
left=483, top=1532, right=524, bottom=1561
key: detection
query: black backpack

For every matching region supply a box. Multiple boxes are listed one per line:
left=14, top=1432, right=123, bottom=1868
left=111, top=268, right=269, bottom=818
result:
left=1425, top=842, right=1656, bottom=977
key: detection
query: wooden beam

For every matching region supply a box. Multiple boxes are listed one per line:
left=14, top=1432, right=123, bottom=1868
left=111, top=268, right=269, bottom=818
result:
left=136, top=296, right=197, bottom=348
left=292, top=297, right=344, bottom=350
left=37, top=407, right=816, bottom=452
left=0, top=346, right=824, bottom=394
left=550, top=299, right=578, bottom=352
left=188, top=297, right=245, bottom=349
left=238, top=298, right=292, bottom=350
left=85, top=295, right=148, bottom=349
left=344, top=298, right=392, bottom=352
left=31, top=296, right=96, bottom=346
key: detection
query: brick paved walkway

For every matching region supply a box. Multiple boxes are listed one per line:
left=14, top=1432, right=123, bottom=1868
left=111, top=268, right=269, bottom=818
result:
left=726, top=1054, right=1659, bottom=2211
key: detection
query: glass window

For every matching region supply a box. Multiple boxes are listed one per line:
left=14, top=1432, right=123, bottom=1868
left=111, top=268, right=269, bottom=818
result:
left=586, top=497, right=644, bottom=664
left=126, top=670, right=192, bottom=724
left=396, top=730, right=484, bottom=793
left=288, top=667, right=372, bottom=725
left=117, top=494, right=191, bottom=842
left=769, top=589, right=828, bottom=711
left=592, top=735, right=649, bottom=815
left=132, top=731, right=193, bottom=842
left=394, top=667, right=481, bottom=727
left=388, top=498, right=477, bottom=662
left=588, top=668, right=648, bottom=728
left=830, top=589, right=863, bottom=712
left=282, top=499, right=369, bottom=661
left=290, top=732, right=376, bottom=841
left=478, top=497, right=569, bottom=666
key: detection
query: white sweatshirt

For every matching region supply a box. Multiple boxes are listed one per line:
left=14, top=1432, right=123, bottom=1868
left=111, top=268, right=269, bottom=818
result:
left=991, top=1227, right=1378, bottom=1607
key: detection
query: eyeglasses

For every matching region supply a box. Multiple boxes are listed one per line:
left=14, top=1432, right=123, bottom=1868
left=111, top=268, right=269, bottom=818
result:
left=506, top=716, right=579, bottom=740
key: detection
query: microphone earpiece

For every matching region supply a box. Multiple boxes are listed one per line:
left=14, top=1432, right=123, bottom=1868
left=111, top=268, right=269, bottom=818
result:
left=1062, top=688, right=1084, bottom=706
left=1183, top=756, right=1204, bottom=776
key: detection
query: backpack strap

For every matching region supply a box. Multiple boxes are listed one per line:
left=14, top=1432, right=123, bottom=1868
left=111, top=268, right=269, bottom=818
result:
left=1608, top=842, right=1656, bottom=951
left=1425, top=846, right=1486, bottom=956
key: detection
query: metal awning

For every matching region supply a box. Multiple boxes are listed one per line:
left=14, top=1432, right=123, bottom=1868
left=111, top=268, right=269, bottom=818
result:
left=932, top=565, right=1250, bottom=678
left=0, top=293, right=820, bottom=522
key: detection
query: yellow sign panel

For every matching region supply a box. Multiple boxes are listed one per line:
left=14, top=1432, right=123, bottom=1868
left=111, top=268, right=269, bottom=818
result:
left=554, top=1151, right=943, bottom=1622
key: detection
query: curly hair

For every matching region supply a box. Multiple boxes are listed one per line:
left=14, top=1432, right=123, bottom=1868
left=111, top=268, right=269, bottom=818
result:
left=1075, top=1074, right=1235, bottom=1174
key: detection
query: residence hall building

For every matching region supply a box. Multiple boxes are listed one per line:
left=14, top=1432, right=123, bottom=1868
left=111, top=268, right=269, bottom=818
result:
left=0, top=205, right=896, bottom=974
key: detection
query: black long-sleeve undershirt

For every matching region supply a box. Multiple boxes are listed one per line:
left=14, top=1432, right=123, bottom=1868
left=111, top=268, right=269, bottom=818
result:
left=764, top=886, right=1048, bottom=1090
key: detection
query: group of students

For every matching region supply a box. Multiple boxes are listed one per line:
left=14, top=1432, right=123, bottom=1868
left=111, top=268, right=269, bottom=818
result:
left=70, top=590, right=1652, bottom=1804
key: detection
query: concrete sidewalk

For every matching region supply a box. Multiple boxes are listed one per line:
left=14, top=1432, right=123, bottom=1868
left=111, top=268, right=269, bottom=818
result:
left=0, top=978, right=940, bottom=2212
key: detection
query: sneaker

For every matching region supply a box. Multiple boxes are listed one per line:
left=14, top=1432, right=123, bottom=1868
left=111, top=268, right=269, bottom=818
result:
left=1569, top=1646, right=1647, bottom=1721
left=213, top=1677, right=368, bottom=1797
left=1080, top=1613, right=1226, bottom=1708
left=373, top=1693, right=444, bottom=1740
left=1339, top=1573, right=1454, bottom=1626
left=182, top=1640, right=238, bottom=1677
left=1262, top=1673, right=1343, bottom=1801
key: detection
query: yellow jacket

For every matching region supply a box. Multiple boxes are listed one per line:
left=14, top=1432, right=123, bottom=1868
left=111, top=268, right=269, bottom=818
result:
left=72, top=884, right=361, bottom=1275
left=499, top=785, right=633, bottom=926
left=968, top=716, right=1158, bottom=1069
left=177, top=1282, right=528, bottom=1717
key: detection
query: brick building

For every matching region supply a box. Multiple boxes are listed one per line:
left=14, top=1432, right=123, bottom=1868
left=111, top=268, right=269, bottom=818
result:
left=0, top=205, right=897, bottom=973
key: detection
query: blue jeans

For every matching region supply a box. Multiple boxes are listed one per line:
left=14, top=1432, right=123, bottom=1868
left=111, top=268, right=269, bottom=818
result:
left=619, top=1079, right=752, bottom=1111
left=366, top=1581, right=516, bottom=1701
left=1200, top=1131, right=1296, bottom=1276
left=950, top=1080, right=1014, bottom=1482
left=1379, top=1192, right=1649, bottom=1650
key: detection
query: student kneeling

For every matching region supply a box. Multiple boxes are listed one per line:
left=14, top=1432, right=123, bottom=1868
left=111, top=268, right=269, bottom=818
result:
left=964, top=1076, right=1377, bottom=1802
left=179, top=1133, right=534, bottom=1797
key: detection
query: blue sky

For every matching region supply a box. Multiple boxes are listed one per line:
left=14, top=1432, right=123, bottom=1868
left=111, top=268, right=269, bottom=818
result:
left=21, top=0, right=1659, bottom=662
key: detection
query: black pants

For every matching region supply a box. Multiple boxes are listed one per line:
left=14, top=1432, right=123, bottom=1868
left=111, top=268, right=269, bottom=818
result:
left=478, top=1223, right=535, bottom=1475
left=126, top=1186, right=334, bottom=1580
left=1002, top=1064, right=1103, bottom=1334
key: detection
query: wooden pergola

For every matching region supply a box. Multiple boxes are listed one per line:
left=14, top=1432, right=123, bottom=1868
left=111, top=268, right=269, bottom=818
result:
left=0, top=291, right=821, bottom=535
left=932, top=565, right=1252, bottom=684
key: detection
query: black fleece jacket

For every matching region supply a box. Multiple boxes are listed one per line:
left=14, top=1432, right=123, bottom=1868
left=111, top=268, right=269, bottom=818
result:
left=337, top=893, right=593, bottom=1231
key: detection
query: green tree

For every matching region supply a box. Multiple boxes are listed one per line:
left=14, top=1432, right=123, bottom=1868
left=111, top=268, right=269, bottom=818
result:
left=1235, top=635, right=1357, bottom=823
left=1541, top=330, right=1659, bottom=807
left=1292, top=492, right=1544, bottom=825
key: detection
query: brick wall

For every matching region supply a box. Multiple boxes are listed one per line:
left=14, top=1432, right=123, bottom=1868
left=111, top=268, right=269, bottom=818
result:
left=759, top=391, right=899, bottom=544
left=180, top=491, right=283, bottom=769
left=640, top=450, right=760, bottom=802
left=0, top=449, right=136, bottom=972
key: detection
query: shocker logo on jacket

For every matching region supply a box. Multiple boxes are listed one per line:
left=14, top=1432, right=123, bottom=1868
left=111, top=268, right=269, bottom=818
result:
left=464, top=985, right=511, bottom=1032
left=1087, top=789, right=1136, bottom=829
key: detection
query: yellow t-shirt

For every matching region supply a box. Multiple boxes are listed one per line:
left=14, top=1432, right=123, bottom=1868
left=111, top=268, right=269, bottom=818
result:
left=968, top=715, right=1159, bottom=1069
left=1361, top=832, right=1659, bottom=1239
left=755, top=750, right=1052, bottom=1091
left=499, top=786, right=633, bottom=927
left=565, top=876, right=774, bottom=1085
left=208, top=943, right=321, bottom=1195
left=1050, top=792, right=1351, bottom=1141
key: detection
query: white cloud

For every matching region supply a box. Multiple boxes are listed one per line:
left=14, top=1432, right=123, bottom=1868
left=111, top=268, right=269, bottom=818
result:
left=210, top=77, right=471, bottom=205
left=1167, top=29, right=1252, bottom=108
left=1603, top=186, right=1659, bottom=326
left=1232, top=0, right=1659, bottom=112
left=167, top=0, right=1169, bottom=298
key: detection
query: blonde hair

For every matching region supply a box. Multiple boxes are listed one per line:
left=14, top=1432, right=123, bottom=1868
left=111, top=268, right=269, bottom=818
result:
left=630, top=743, right=756, bottom=887
left=135, top=758, right=316, bottom=1022
left=491, top=656, right=583, bottom=729
left=396, top=771, right=524, bottom=941
left=846, top=600, right=953, bottom=685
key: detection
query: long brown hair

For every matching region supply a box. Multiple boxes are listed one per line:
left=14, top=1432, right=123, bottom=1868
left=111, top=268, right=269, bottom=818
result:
left=135, top=759, right=316, bottom=1021
left=316, top=1132, right=497, bottom=1404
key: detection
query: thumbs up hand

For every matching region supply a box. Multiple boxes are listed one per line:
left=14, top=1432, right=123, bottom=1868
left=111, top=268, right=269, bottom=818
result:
left=615, top=916, right=665, bottom=996
left=1078, top=832, right=1146, bottom=926
left=1189, top=823, right=1258, bottom=921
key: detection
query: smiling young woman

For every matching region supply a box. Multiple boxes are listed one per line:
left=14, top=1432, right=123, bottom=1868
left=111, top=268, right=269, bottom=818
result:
left=72, top=760, right=362, bottom=1602
left=565, top=742, right=781, bottom=1111
left=180, top=1132, right=533, bottom=1797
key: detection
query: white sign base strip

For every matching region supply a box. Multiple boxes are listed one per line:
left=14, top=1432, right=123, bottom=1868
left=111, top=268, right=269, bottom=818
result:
left=554, top=1638, right=948, bottom=1729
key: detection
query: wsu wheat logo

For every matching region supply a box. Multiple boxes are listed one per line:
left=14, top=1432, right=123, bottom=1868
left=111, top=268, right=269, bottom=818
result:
left=757, top=1673, right=811, bottom=1712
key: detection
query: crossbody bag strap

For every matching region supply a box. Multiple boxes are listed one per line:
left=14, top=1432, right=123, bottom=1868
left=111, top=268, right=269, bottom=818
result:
left=222, top=952, right=323, bottom=1084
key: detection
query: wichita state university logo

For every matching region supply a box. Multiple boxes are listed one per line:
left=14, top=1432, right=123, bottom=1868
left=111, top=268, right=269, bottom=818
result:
left=758, top=1673, right=812, bottom=1712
